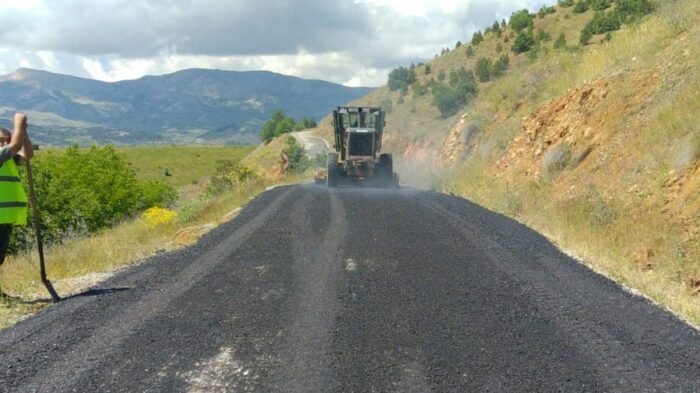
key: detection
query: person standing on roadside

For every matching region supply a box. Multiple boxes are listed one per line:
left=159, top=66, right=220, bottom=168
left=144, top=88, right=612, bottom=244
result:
left=0, top=113, right=33, bottom=266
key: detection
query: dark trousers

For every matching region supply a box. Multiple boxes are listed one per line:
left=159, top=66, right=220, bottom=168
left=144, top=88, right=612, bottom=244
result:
left=0, top=224, right=13, bottom=265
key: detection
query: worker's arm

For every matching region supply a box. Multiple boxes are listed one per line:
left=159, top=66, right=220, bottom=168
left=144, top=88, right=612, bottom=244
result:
left=7, top=113, right=28, bottom=157
left=17, top=134, right=34, bottom=161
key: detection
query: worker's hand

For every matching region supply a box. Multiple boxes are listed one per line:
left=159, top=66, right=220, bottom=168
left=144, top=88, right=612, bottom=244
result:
left=14, top=113, right=27, bottom=126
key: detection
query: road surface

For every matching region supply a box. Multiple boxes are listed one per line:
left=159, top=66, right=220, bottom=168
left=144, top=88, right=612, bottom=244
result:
left=0, top=185, right=698, bottom=392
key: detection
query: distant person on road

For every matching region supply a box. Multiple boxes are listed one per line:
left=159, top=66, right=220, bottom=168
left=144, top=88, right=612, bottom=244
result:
left=0, top=114, right=33, bottom=266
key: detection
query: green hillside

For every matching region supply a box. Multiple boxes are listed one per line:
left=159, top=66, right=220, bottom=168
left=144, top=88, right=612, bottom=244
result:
left=321, top=0, right=700, bottom=325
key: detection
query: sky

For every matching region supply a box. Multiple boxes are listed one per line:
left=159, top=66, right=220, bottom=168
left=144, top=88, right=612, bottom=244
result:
left=0, top=0, right=554, bottom=87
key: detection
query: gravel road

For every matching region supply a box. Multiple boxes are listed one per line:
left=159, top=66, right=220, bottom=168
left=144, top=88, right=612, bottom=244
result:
left=290, top=131, right=330, bottom=158
left=0, top=185, right=698, bottom=392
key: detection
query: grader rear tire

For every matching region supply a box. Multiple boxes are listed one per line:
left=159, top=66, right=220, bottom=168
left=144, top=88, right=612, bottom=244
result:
left=326, top=152, right=339, bottom=188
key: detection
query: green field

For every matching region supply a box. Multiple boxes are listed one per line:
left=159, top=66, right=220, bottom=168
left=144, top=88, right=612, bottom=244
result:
left=118, top=146, right=255, bottom=188
left=35, top=145, right=255, bottom=189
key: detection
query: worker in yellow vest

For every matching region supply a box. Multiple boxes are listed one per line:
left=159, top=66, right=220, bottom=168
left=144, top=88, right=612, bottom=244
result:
left=0, top=113, right=33, bottom=265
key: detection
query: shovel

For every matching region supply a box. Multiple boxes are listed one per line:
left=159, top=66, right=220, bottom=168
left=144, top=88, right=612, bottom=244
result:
left=24, top=159, right=60, bottom=302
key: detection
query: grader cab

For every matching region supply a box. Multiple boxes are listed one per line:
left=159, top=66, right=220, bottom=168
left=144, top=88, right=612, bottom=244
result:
left=320, top=106, right=398, bottom=188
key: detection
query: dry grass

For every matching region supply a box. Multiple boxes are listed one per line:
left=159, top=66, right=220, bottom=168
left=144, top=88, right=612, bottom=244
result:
left=437, top=0, right=700, bottom=326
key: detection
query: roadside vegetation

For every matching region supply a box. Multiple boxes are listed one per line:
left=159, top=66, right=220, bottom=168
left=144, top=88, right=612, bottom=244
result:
left=0, top=142, right=292, bottom=328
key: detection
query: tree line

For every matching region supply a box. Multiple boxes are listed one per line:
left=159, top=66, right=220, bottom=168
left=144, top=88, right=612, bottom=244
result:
left=260, top=110, right=318, bottom=143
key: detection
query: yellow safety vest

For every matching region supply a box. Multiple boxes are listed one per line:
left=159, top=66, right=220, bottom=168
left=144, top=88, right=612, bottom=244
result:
left=0, top=158, right=27, bottom=225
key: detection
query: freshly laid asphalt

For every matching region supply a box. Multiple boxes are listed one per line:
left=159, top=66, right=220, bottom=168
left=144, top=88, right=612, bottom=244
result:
left=0, top=184, right=698, bottom=392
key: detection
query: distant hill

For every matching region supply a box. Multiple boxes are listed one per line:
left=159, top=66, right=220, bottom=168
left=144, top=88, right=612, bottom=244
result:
left=0, top=68, right=371, bottom=145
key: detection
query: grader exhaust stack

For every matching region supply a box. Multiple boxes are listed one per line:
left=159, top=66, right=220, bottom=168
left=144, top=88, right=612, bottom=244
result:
left=317, top=106, right=398, bottom=188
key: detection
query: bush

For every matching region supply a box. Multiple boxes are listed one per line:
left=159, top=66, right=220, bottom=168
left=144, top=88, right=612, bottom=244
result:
left=573, top=1, right=590, bottom=14
left=282, top=136, right=310, bottom=173
left=538, top=6, right=556, bottom=18
left=11, top=146, right=177, bottom=252
left=558, top=0, right=575, bottom=6
left=491, top=21, right=501, bottom=33
left=207, top=160, right=258, bottom=196
left=590, top=0, right=611, bottom=11
left=509, top=9, right=534, bottom=32
left=387, top=66, right=417, bottom=92
left=142, top=207, right=177, bottom=228
left=579, top=0, right=654, bottom=45
left=580, top=28, right=594, bottom=44
left=471, top=31, right=484, bottom=45
left=616, top=0, right=655, bottom=21
left=465, top=46, right=475, bottom=58
left=492, top=55, right=510, bottom=78
left=424, top=64, right=431, bottom=75
left=431, top=69, right=478, bottom=117
left=475, top=57, right=492, bottom=82
left=554, top=32, right=567, bottom=49
left=512, top=31, right=536, bottom=54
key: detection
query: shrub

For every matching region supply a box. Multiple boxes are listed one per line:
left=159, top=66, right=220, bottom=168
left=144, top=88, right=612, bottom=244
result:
left=573, top=1, right=590, bottom=13
left=424, top=64, right=431, bottom=75
left=580, top=28, right=594, bottom=44
left=616, top=0, right=655, bottom=21
left=431, top=69, right=478, bottom=117
left=509, top=9, right=534, bottom=32
left=491, top=21, right=501, bottom=33
left=142, top=207, right=177, bottom=228
left=387, top=66, right=417, bottom=92
left=208, top=160, right=258, bottom=196
left=11, top=146, right=177, bottom=251
left=465, top=46, right=475, bottom=58
left=538, top=6, right=556, bottom=18
left=283, top=136, right=310, bottom=173
left=471, top=31, right=484, bottom=45
left=437, top=69, right=447, bottom=82
left=475, top=57, right=492, bottom=82
left=455, top=41, right=462, bottom=48
left=492, top=55, right=510, bottom=78
left=558, top=0, right=575, bottom=6
left=590, top=0, right=611, bottom=11
left=554, top=32, right=567, bottom=49
left=512, top=31, right=536, bottom=54
left=580, top=10, right=622, bottom=44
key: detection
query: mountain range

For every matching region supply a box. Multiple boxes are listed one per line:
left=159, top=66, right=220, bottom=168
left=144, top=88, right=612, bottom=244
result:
left=0, top=68, right=371, bottom=145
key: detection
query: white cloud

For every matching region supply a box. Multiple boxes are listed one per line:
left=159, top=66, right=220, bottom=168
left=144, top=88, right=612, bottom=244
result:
left=0, top=0, right=555, bottom=86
